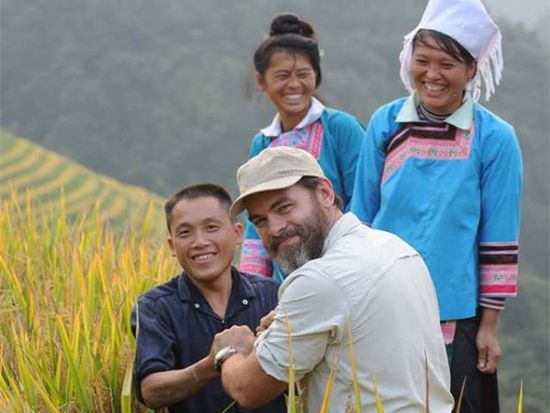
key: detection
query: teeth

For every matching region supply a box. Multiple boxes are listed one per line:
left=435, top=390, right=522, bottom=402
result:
left=284, top=94, right=303, bottom=102
left=194, top=253, right=214, bottom=262
left=424, top=83, right=445, bottom=92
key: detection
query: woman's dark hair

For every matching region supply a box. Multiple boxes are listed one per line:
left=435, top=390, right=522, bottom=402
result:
left=254, top=13, right=322, bottom=87
left=413, top=29, right=476, bottom=66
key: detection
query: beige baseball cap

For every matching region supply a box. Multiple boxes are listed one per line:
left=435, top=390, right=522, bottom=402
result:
left=230, top=146, right=325, bottom=217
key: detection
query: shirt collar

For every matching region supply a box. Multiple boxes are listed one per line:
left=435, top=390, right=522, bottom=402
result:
left=260, top=97, right=325, bottom=137
left=322, top=212, right=363, bottom=254
left=177, top=267, right=258, bottom=303
left=396, top=92, right=473, bottom=130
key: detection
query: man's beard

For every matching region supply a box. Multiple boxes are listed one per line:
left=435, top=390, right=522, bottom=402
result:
left=267, top=202, right=329, bottom=274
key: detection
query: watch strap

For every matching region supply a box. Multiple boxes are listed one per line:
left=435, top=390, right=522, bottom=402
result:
left=214, top=346, right=239, bottom=371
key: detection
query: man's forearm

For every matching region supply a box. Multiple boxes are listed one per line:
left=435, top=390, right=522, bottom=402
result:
left=220, top=351, right=287, bottom=409
left=140, top=356, right=219, bottom=409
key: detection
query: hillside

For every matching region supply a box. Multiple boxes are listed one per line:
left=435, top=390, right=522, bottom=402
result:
left=0, top=0, right=548, bottom=410
left=0, top=130, right=165, bottom=234
left=1, top=0, right=547, bottom=277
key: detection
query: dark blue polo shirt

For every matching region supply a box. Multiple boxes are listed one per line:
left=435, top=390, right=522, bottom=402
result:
left=132, top=267, right=285, bottom=413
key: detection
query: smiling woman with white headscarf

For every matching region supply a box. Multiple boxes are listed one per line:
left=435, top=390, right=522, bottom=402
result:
left=350, top=1, right=522, bottom=411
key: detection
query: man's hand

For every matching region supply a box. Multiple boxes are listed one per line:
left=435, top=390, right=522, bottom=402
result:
left=256, top=311, right=276, bottom=336
left=211, top=325, right=256, bottom=358
left=476, top=308, right=501, bottom=374
left=213, top=325, right=288, bottom=409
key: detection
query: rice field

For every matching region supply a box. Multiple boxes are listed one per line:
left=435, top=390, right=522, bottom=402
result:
left=0, top=131, right=176, bottom=411
left=0, top=130, right=525, bottom=412
left=0, top=189, right=178, bottom=412
left=0, top=130, right=165, bottom=233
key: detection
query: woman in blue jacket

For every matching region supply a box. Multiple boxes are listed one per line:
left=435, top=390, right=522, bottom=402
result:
left=350, top=1, right=522, bottom=411
left=239, top=13, right=365, bottom=283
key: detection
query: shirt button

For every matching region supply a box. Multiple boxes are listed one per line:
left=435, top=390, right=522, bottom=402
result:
left=194, top=303, right=200, bottom=309
left=242, top=299, right=248, bottom=305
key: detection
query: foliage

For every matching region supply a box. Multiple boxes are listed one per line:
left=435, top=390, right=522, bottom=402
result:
left=0, top=0, right=548, bottom=410
left=0, top=0, right=462, bottom=196
left=0, top=191, right=178, bottom=412
left=0, top=0, right=546, bottom=277
left=0, top=184, right=534, bottom=412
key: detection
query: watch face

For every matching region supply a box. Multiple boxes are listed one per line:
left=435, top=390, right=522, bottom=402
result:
left=214, top=346, right=237, bottom=371
left=215, top=347, right=230, bottom=360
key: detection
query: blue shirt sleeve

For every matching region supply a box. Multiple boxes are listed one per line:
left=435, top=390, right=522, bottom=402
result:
left=350, top=108, right=388, bottom=225
left=478, top=117, right=522, bottom=302
left=325, top=111, right=366, bottom=210
left=479, top=121, right=522, bottom=242
left=133, top=296, right=177, bottom=401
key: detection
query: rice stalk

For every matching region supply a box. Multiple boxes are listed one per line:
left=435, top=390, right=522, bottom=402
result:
left=318, top=364, right=338, bottom=413
left=455, top=376, right=466, bottom=413
left=516, top=379, right=523, bottom=413
left=120, top=360, right=134, bottom=413
left=282, top=305, right=297, bottom=413
left=346, top=324, right=363, bottom=413
left=372, top=374, right=385, bottom=413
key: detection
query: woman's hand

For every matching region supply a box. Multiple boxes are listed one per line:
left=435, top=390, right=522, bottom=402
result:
left=476, top=308, right=501, bottom=374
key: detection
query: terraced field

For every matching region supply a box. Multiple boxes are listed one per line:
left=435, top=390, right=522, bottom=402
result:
left=0, top=130, right=166, bottom=234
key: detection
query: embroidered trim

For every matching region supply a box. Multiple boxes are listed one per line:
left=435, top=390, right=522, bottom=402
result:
left=382, top=122, right=475, bottom=183
left=261, top=98, right=325, bottom=136
left=239, top=239, right=273, bottom=278
left=269, top=121, right=323, bottom=160
left=479, top=242, right=519, bottom=297
left=480, top=297, right=506, bottom=311
left=440, top=321, right=457, bottom=345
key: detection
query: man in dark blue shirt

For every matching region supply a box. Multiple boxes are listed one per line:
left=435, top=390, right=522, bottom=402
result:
left=132, top=183, right=285, bottom=413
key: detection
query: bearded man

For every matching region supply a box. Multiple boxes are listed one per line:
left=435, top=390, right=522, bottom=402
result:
left=208, top=146, right=455, bottom=412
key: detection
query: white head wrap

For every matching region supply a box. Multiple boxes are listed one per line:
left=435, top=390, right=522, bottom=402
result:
left=399, top=0, right=503, bottom=101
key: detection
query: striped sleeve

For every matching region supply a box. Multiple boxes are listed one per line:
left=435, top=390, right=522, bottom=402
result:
left=479, top=242, right=519, bottom=310
left=239, top=238, right=274, bottom=278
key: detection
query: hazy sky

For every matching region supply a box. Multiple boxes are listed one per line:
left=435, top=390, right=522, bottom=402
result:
left=484, top=0, right=548, bottom=28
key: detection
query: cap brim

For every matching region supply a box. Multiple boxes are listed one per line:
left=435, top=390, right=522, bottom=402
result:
left=230, top=175, right=304, bottom=217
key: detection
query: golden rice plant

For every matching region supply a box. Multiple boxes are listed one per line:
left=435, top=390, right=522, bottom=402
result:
left=284, top=317, right=525, bottom=413
left=0, top=189, right=177, bottom=412
left=0, top=188, right=526, bottom=412
left=516, top=380, right=523, bottom=413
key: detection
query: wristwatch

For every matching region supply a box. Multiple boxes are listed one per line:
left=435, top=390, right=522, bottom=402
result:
left=214, top=346, right=239, bottom=371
